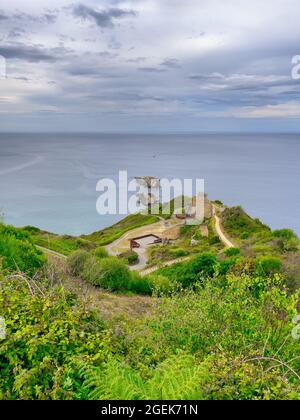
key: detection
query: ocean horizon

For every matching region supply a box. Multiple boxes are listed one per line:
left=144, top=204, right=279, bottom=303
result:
left=0, top=132, right=299, bottom=236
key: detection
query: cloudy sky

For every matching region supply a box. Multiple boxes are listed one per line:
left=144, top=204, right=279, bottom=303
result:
left=0, top=0, right=300, bottom=132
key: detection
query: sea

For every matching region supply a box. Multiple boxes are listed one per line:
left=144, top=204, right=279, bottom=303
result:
left=0, top=132, right=299, bottom=236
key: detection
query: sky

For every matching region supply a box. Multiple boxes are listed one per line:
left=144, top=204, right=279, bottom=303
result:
left=0, top=0, right=300, bottom=132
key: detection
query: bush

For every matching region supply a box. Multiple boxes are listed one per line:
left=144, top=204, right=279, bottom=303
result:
left=82, top=256, right=102, bottom=284
left=0, top=274, right=106, bottom=400
left=0, top=224, right=46, bottom=276
left=128, top=272, right=152, bottom=295
left=159, top=253, right=217, bottom=288
left=67, top=250, right=90, bottom=276
left=277, top=238, right=299, bottom=253
left=273, top=229, right=298, bottom=240
left=1, top=266, right=300, bottom=400
left=209, top=236, right=221, bottom=245
left=93, top=247, right=109, bottom=259
left=169, top=248, right=189, bottom=258
left=224, top=247, right=241, bottom=257
left=254, top=256, right=282, bottom=276
left=252, top=245, right=274, bottom=255
left=222, top=207, right=270, bottom=238
left=147, top=274, right=176, bottom=295
left=218, top=258, right=236, bottom=275
left=240, top=232, right=249, bottom=240
left=84, top=257, right=131, bottom=291
left=119, top=250, right=139, bottom=266
left=109, top=274, right=300, bottom=400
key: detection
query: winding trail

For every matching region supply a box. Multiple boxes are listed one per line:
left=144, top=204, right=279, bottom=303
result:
left=37, top=206, right=235, bottom=276
left=105, top=217, right=184, bottom=271
left=36, top=245, right=67, bottom=260
left=212, top=205, right=235, bottom=248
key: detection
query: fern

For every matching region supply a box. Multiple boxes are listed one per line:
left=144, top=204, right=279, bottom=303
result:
left=81, top=355, right=211, bottom=400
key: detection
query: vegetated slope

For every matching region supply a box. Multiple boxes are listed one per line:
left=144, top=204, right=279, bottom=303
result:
left=0, top=267, right=299, bottom=400
left=221, top=206, right=300, bottom=290
left=1, top=206, right=300, bottom=400
left=221, top=206, right=271, bottom=238
left=22, top=226, right=95, bottom=256
left=0, top=224, right=46, bottom=275
left=82, top=213, right=159, bottom=245
left=21, top=213, right=159, bottom=256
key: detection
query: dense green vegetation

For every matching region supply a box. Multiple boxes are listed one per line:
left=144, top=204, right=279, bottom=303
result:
left=147, top=221, right=222, bottom=266
left=118, top=250, right=139, bottom=266
left=22, top=226, right=95, bottom=256
left=67, top=250, right=173, bottom=295
left=0, top=224, right=46, bottom=276
left=21, top=214, right=159, bottom=256
left=1, top=203, right=300, bottom=400
left=220, top=206, right=300, bottom=290
left=1, top=268, right=299, bottom=400
left=82, top=214, right=159, bottom=246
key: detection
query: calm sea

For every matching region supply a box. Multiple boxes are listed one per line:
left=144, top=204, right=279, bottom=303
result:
left=0, top=133, right=299, bottom=236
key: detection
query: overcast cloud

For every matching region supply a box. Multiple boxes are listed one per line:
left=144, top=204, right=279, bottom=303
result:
left=0, top=0, right=299, bottom=132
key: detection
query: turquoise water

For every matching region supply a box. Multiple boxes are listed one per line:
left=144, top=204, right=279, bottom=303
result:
left=0, top=133, right=299, bottom=236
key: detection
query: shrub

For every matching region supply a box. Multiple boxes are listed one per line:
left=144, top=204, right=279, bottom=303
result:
left=84, top=257, right=131, bottom=291
left=273, top=229, right=298, bottom=240
left=254, top=256, right=282, bottom=276
left=128, top=272, right=152, bottom=295
left=240, top=232, right=249, bottom=240
left=252, top=245, right=274, bottom=255
left=209, top=236, right=221, bottom=245
left=0, top=274, right=106, bottom=400
left=82, top=256, right=102, bottom=284
left=119, top=250, right=139, bottom=266
left=22, top=225, right=41, bottom=234
left=147, top=274, right=176, bottom=295
left=187, top=253, right=217, bottom=279
left=169, top=248, right=189, bottom=258
left=218, top=258, right=236, bottom=275
left=112, top=274, right=300, bottom=400
left=0, top=224, right=46, bottom=276
left=222, top=207, right=270, bottom=238
left=93, top=247, right=109, bottom=259
left=67, top=250, right=90, bottom=276
left=277, top=238, right=299, bottom=253
left=224, top=247, right=241, bottom=257
left=159, top=253, right=217, bottom=288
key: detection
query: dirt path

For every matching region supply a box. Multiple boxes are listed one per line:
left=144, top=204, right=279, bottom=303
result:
left=36, top=245, right=67, bottom=259
left=38, top=207, right=234, bottom=281
left=212, top=205, right=235, bottom=248
left=140, top=256, right=191, bottom=276
left=106, top=217, right=183, bottom=271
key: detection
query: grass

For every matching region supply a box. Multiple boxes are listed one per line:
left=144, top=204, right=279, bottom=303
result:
left=22, top=227, right=95, bottom=256
left=21, top=213, right=159, bottom=255
left=81, top=213, right=159, bottom=246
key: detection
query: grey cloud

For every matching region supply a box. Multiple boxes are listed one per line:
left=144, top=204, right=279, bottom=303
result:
left=0, top=13, right=8, bottom=21
left=43, top=13, right=58, bottom=24
left=12, top=10, right=58, bottom=24
left=161, top=58, right=181, bottom=68
left=126, top=57, right=147, bottom=63
left=8, top=28, right=26, bottom=39
left=73, top=4, right=136, bottom=28
left=64, top=64, right=121, bottom=78
left=0, top=43, right=62, bottom=62
left=138, top=67, right=166, bottom=73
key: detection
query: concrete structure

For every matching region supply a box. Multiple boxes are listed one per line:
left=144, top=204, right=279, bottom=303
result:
left=175, top=194, right=213, bottom=221
left=130, top=234, right=162, bottom=250
left=199, top=225, right=209, bottom=238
